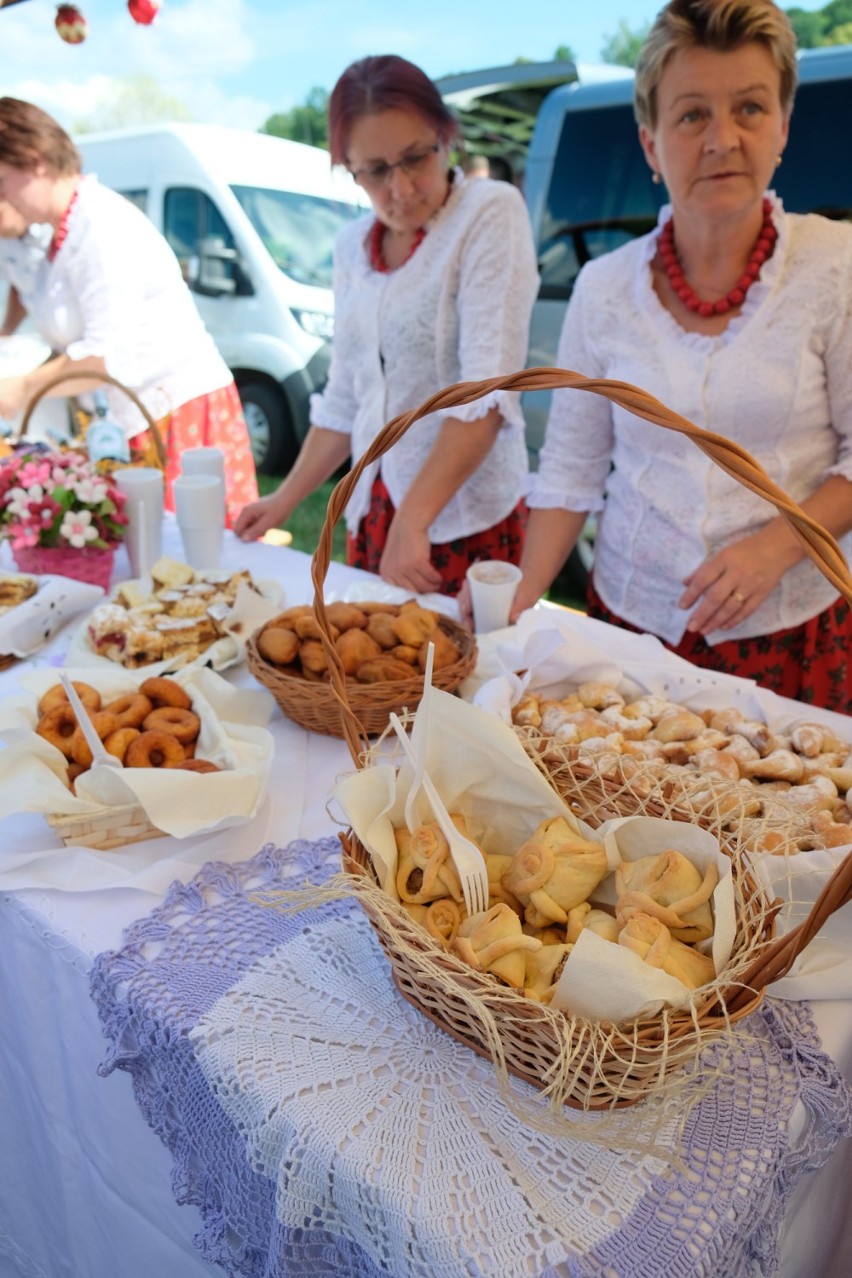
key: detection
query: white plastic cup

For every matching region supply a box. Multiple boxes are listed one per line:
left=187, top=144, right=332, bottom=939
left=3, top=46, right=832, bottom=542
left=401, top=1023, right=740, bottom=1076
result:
left=181, top=447, right=227, bottom=524
left=173, top=473, right=224, bottom=568
left=114, top=467, right=164, bottom=580
left=466, top=560, right=523, bottom=634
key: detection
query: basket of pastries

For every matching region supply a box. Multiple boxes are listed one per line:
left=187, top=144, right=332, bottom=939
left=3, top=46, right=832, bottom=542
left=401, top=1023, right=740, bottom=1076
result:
left=0, top=666, right=275, bottom=850
left=0, top=571, right=38, bottom=669
left=283, top=368, right=852, bottom=1114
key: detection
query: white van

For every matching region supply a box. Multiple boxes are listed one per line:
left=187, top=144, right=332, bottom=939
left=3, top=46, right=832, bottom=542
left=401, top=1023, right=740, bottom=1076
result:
left=76, top=124, right=368, bottom=473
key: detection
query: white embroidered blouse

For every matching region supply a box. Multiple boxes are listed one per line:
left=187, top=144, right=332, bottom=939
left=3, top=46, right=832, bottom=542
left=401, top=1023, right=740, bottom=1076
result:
left=24, top=176, right=232, bottom=437
left=310, top=171, right=540, bottom=539
left=527, top=195, right=852, bottom=646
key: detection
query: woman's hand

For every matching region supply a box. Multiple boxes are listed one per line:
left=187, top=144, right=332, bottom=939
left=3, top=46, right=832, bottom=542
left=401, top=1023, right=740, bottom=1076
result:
left=679, top=529, right=793, bottom=634
left=234, top=490, right=293, bottom=542
left=0, top=375, right=28, bottom=419
left=378, top=513, right=443, bottom=595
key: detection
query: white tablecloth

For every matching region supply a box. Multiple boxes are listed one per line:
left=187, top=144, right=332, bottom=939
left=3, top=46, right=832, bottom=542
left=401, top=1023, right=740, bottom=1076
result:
left=0, top=523, right=850, bottom=1278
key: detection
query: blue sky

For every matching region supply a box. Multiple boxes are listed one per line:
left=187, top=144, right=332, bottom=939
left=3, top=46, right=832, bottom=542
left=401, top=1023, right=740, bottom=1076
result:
left=0, top=0, right=828, bottom=131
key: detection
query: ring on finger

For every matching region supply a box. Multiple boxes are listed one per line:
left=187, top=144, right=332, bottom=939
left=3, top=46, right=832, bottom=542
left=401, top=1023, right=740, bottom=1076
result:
left=730, top=589, right=746, bottom=603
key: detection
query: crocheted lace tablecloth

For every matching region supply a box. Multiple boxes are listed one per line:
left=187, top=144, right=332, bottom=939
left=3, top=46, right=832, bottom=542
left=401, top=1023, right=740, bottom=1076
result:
left=91, top=838, right=852, bottom=1278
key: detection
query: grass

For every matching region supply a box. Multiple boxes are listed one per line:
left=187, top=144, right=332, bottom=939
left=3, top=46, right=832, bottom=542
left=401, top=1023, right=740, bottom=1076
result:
left=257, top=471, right=586, bottom=611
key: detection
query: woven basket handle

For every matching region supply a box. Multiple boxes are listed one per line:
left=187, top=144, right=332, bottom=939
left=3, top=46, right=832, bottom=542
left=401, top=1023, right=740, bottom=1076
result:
left=17, top=369, right=167, bottom=470
left=310, top=365, right=852, bottom=759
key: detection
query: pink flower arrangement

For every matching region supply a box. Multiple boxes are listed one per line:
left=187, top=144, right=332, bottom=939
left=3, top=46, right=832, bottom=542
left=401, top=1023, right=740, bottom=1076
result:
left=0, top=449, right=128, bottom=552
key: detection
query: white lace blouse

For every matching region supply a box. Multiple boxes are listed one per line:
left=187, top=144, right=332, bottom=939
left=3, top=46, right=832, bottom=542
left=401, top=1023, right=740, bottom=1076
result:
left=527, top=195, right=852, bottom=646
left=310, top=172, right=539, bottom=539
left=24, top=176, right=232, bottom=437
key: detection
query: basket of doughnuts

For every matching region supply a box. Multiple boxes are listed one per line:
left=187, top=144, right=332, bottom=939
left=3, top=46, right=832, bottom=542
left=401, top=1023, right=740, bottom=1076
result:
left=247, top=597, right=476, bottom=739
left=300, top=367, right=852, bottom=1112
left=0, top=666, right=275, bottom=850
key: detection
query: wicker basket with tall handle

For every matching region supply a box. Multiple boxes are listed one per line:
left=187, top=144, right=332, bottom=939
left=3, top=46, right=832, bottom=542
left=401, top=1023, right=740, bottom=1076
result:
left=312, top=365, right=852, bottom=1109
left=17, top=369, right=167, bottom=470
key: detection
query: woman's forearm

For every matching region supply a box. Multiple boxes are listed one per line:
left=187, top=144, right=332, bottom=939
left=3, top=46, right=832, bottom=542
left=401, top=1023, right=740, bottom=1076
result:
left=392, top=409, right=503, bottom=532
left=754, top=474, right=852, bottom=574
left=1, top=286, right=26, bottom=338
left=23, top=352, right=108, bottom=400
left=517, top=507, right=589, bottom=605
left=272, top=425, right=352, bottom=510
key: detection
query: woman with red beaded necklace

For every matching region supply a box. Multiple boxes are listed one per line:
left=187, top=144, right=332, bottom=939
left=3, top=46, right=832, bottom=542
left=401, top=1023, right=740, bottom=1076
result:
left=514, top=0, right=852, bottom=713
left=236, top=55, right=539, bottom=598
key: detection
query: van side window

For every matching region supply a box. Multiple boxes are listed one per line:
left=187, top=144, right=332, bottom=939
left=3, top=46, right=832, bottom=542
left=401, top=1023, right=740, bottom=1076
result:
left=538, top=102, right=664, bottom=300
left=163, top=187, right=238, bottom=286
left=118, top=189, right=148, bottom=214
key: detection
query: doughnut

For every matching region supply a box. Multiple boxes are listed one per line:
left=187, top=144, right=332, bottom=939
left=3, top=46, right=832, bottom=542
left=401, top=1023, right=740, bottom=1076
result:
left=125, top=730, right=186, bottom=768
left=177, top=759, right=221, bottom=774
left=102, top=727, right=141, bottom=764
left=104, top=693, right=152, bottom=729
left=138, top=676, right=192, bottom=711
left=38, top=681, right=101, bottom=717
left=142, top=706, right=200, bottom=745
left=67, top=762, right=86, bottom=785
left=36, top=704, right=80, bottom=759
left=70, top=712, right=121, bottom=767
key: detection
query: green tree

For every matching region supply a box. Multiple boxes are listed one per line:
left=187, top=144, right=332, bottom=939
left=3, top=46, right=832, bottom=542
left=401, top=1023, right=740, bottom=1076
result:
left=73, top=75, right=192, bottom=133
left=787, top=1, right=852, bottom=45
left=262, top=87, right=329, bottom=150
left=554, top=44, right=578, bottom=63
left=600, top=18, right=651, bottom=68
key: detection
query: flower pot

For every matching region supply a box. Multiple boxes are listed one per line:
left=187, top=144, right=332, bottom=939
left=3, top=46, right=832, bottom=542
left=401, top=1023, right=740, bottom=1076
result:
left=12, top=543, right=116, bottom=591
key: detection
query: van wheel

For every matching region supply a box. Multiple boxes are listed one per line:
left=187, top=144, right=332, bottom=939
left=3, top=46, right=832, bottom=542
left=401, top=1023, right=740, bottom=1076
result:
left=237, top=379, right=296, bottom=476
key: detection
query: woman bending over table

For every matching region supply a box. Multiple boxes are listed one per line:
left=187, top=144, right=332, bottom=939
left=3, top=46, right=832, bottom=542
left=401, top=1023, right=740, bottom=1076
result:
left=0, top=98, right=258, bottom=524
left=514, top=0, right=852, bottom=713
left=235, top=54, right=539, bottom=597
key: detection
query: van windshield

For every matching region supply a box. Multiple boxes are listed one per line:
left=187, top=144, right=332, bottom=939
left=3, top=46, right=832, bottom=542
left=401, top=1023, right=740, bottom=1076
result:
left=231, top=185, right=362, bottom=288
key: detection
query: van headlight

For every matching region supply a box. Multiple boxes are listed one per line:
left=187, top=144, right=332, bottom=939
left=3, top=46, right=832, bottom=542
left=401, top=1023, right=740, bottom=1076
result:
left=292, top=309, right=334, bottom=340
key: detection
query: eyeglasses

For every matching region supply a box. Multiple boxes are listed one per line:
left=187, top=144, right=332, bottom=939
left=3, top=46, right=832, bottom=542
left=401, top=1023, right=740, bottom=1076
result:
left=350, top=143, right=441, bottom=191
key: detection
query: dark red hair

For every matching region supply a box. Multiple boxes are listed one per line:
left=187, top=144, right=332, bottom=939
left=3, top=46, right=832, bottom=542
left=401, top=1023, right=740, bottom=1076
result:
left=328, top=55, right=457, bottom=166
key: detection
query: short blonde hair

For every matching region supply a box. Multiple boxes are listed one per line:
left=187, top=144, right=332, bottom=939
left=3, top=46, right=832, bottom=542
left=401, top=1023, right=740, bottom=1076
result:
left=634, top=0, right=798, bottom=129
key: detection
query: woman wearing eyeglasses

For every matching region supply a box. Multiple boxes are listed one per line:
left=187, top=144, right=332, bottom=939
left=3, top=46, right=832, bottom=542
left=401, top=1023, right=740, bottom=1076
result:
left=235, top=54, right=539, bottom=597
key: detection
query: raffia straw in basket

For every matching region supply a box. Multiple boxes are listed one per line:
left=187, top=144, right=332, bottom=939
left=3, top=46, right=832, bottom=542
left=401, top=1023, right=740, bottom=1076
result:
left=17, top=369, right=168, bottom=470
left=310, top=366, right=852, bottom=1110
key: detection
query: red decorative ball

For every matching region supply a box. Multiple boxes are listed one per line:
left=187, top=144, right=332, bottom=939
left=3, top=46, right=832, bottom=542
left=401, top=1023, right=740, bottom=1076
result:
left=55, top=4, right=88, bottom=43
left=128, top=0, right=161, bottom=24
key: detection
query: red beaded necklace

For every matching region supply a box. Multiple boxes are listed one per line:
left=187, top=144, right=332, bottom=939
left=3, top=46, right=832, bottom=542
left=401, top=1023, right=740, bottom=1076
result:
left=47, top=183, right=80, bottom=262
left=367, top=218, right=425, bottom=273
left=658, top=197, right=777, bottom=317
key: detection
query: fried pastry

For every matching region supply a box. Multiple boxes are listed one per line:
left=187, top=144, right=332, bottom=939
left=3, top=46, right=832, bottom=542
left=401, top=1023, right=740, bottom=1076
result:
left=501, top=817, right=608, bottom=926
left=618, top=913, right=716, bottom=990
left=454, top=903, right=542, bottom=989
left=335, top=627, right=382, bottom=675
left=615, top=849, right=717, bottom=944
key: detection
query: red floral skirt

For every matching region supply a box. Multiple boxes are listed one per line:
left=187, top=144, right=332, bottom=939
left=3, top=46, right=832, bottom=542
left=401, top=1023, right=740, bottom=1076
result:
left=347, top=474, right=528, bottom=597
left=586, top=577, right=852, bottom=715
left=130, top=382, right=259, bottom=528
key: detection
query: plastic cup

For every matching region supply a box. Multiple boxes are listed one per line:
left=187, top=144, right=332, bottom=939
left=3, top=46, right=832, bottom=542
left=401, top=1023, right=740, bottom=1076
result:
left=173, top=473, right=224, bottom=568
left=114, top=467, right=164, bottom=580
left=466, top=560, right=523, bottom=634
left=181, top=447, right=227, bottom=524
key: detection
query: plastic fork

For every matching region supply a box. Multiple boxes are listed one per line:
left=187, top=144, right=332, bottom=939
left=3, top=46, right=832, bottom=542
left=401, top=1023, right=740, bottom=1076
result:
left=59, top=674, right=122, bottom=771
left=389, top=711, right=489, bottom=917
left=403, top=640, right=434, bottom=834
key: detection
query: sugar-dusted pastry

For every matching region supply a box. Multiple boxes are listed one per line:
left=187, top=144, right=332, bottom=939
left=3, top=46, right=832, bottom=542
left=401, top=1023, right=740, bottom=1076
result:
left=565, top=903, right=619, bottom=944
left=615, top=849, right=718, bottom=944
left=650, top=707, right=706, bottom=743
left=576, top=681, right=624, bottom=710
left=743, top=749, right=805, bottom=783
left=599, top=705, right=653, bottom=740
left=623, top=694, right=674, bottom=724
left=691, top=748, right=741, bottom=783
left=335, top=627, right=382, bottom=675
left=618, top=913, right=716, bottom=990
left=513, top=692, right=542, bottom=728
left=394, top=820, right=464, bottom=905
left=523, top=942, right=573, bottom=1002
left=501, top=817, right=608, bottom=926
left=707, top=706, right=745, bottom=734
left=454, top=903, right=542, bottom=988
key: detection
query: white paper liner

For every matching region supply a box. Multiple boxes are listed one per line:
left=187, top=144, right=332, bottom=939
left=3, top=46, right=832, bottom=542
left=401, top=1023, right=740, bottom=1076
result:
left=0, top=664, right=275, bottom=838
left=65, top=576, right=284, bottom=674
left=0, top=574, right=104, bottom=657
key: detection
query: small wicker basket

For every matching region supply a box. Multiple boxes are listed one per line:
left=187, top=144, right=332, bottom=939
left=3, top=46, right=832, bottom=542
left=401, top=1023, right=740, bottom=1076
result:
left=18, top=369, right=167, bottom=470
left=314, top=365, right=852, bottom=1110
left=45, top=802, right=163, bottom=851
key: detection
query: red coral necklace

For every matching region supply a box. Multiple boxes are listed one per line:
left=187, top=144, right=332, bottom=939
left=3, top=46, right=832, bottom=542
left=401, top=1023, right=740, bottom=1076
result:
left=47, top=183, right=80, bottom=262
left=367, top=219, right=425, bottom=273
left=658, top=197, right=777, bottom=317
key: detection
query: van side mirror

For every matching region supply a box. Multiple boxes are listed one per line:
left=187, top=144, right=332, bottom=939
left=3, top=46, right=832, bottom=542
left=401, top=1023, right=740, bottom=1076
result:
left=194, top=235, right=253, bottom=297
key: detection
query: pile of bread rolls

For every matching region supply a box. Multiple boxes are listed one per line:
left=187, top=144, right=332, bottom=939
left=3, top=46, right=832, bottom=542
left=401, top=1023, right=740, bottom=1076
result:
left=255, top=600, right=462, bottom=683
left=35, top=677, right=221, bottom=789
left=513, top=681, right=852, bottom=852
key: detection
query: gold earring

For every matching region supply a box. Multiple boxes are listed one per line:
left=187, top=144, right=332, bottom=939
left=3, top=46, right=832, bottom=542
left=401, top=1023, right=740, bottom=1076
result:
left=775, top=154, right=783, bottom=168
left=651, top=171, right=661, bottom=185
